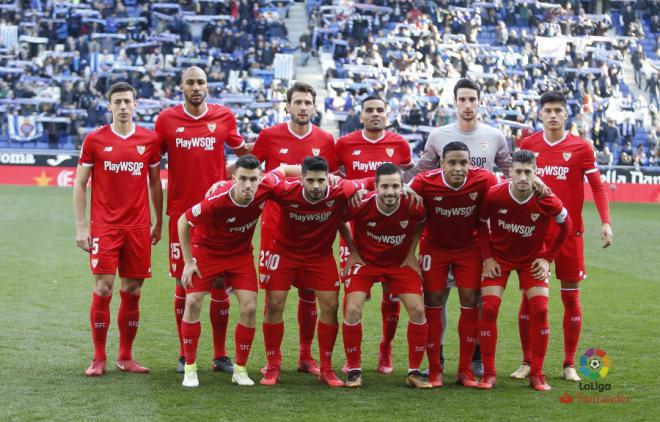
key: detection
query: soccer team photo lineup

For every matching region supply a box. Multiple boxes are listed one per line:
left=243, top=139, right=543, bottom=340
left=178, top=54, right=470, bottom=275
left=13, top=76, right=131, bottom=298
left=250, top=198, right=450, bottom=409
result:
left=3, top=0, right=660, bottom=418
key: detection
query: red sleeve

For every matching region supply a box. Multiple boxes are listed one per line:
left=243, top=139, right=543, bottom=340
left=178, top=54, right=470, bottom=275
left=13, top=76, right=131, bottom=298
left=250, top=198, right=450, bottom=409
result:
left=340, top=179, right=361, bottom=198
left=477, top=193, right=493, bottom=259
left=154, top=113, right=168, bottom=155
left=260, top=170, right=285, bottom=192
left=400, top=141, right=413, bottom=166
left=542, top=214, right=571, bottom=262
left=408, top=174, right=423, bottom=194
left=586, top=170, right=611, bottom=225
left=539, top=194, right=564, bottom=217
left=252, top=132, right=268, bottom=162
left=335, top=140, right=345, bottom=168
left=79, top=134, right=95, bottom=165
left=184, top=198, right=215, bottom=226
left=356, top=176, right=375, bottom=191
left=225, top=111, right=245, bottom=149
left=149, top=138, right=161, bottom=167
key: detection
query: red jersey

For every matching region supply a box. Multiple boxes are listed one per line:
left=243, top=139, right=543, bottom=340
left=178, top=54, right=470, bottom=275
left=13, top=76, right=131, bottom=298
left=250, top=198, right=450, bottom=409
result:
left=252, top=122, right=337, bottom=232
left=336, top=130, right=413, bottom=179
left=270, top=178, right=363, bottom=259
left=184, top=171, right=283, bottom=256
left=347, top=191, right=425, bottom=267
left=156, top=103, right=245, bottom=216
left=520, top=131, right=598, bottom=233
left=479, top=182, right=567, bottom=265
left=79, top=125, right=160, bottom=228
left=409, top=167, right=498, bottom=249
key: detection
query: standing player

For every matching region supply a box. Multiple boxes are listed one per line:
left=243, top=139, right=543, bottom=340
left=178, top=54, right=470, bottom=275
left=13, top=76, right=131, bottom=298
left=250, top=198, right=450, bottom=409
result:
left=336, top=96, right=414, bottom=374
left=477, top=149, right=571, bottom=391
left=342, top=163, right=431, bottom=389
left=176, top=156, right=294, bottom=387
left=260, top=156, right=366, bottom=387
left=403, top=78, right=512, bottom=376
left=252, top=82, right=337, bottom=376
left=73, top=82, right=162, bottom=376
left=408, top=142, right=498, bottom=387
left=515, top=92, right=612, bottom=382
left=156, top=66, right=251, bottom=373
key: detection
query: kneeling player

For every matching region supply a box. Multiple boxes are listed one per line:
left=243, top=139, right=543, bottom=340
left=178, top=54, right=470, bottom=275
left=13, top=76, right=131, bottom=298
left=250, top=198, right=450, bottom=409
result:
left=177, top=155, right=284, bottom=387
left=73, top=82, right=163, bottom=376
left=342, top=163, right=430, bottom=388
left=476, top=150, right=571, bottom=391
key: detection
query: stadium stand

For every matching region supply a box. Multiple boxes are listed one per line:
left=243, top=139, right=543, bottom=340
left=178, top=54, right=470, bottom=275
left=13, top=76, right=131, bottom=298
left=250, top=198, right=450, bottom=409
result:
left=0, top=0, right=658, bottom=167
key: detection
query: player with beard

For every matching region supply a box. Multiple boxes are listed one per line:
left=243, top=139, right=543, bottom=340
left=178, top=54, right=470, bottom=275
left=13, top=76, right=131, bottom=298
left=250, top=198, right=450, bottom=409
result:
left=156, top=66, right=251, bottom=374
left=251, top=82, right=337, bottom=377
left=335, top=96, right=414, bottom=374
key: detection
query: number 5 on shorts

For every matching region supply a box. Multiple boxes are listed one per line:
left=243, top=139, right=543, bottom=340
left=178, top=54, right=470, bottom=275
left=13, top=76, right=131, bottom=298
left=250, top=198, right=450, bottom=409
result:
left=171, top=242, right=181, bottom=260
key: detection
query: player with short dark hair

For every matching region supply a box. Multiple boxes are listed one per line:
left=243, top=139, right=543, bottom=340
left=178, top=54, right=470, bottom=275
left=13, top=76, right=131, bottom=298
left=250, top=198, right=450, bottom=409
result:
left=407, top=141, right=498, bottom=387
left=156, top=66, right=251, bottom=374
left=259, top=156, right=368, bottom=388
left=176, top=155, right=295, bottom=387
left=342, top=163, right=430, bottom=388
left=74, top=82, right=163, bottom=376
left=515, top=91, right=612, bottom=382
left=251, top=81, right=338, bottom=377
left=335, top=95, right=414, bottom=374
left=477, top=149, right=572, bottom=392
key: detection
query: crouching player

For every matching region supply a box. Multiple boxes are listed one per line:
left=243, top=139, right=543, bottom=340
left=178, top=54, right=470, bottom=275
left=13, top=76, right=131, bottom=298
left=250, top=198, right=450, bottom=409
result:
left=177, top=155, right=287, bottom=387
left=476, top=150, right=571, bottom=391
left=341, top=163, right=431, bottom=389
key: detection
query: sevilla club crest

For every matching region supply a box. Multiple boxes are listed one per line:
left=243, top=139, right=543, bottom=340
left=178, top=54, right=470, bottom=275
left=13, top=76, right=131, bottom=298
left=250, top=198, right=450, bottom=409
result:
left=312, top=148, right=320, bottom=156
left=530, top=213, right=540, bottom=222
left=562, top=152, right=572, bottom=161
left=400, top=220, right=409, bottom=228
left=469, top=192, right=478, bottom=201
left=386, top=148, right=394, bottom=157
left=208, top=123, right=216, bottom=133
left=325, top=200, right=335, bottom=208
left=136, top=145, right=145, bottom=155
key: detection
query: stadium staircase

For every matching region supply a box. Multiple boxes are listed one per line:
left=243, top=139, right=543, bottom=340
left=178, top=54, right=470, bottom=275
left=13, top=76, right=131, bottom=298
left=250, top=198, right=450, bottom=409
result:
left=284, top=1, right=338, bottom=137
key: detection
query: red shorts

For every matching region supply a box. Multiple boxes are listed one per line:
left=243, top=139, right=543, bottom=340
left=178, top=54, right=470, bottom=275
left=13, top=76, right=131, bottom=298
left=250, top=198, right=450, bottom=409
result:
left=481, top=259, right=549, bottom=290
left=345, top=265, right=423, bottom=297
left=546, top=231, right=586, bottom=282
left=258, top=225, right=275, bottom=273
left=90, top=226, right=151, bottom=279
left=168, top=215, right=185, bottom=279
left=186, top=250, right=258, bottom=294
left=259, top=251, right=340, bottom=292
left=419, top=241, right=482, bottom=292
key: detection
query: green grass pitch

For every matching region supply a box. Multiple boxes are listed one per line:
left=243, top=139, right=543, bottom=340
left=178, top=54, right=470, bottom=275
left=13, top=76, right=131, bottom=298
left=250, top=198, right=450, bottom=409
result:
left=1, top=185, right=658, bottom=421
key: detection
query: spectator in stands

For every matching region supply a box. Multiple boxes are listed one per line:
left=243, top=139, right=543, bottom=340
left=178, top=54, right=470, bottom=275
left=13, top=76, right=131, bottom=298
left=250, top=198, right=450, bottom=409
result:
left=646, top=73, right=660, bottom=109
left=604, top=118, right=620, bottom=147
left=619, top=116, right=636, bottom=145
left=619, top=140, right=635, bottom=165
left=632, top=45, right=646, bottom=89
left=635, top=144, right=649, bottom=167
left=597, top=146, right=614, bottom=166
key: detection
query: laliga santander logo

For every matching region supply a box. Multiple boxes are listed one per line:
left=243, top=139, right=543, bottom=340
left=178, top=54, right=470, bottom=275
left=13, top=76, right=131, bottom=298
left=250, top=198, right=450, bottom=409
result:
left=580, top=348, right=611, bottom=381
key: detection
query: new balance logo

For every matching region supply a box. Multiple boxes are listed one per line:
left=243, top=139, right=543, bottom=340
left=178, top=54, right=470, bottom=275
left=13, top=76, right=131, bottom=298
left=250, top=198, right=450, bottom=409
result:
left=433, top=196, right=443, bottom=201
left=176, top=127, right=185, bottom=133
left=279, top=148, right=288, bottom=154
left=227, top=217, right=236, bottom=223
left=498, top=209, right=508, bottom=214
left=103, top=146, right=113, bottom=152
left=367, top=221, right=377, bottom=227
left=352, top=150, right=362, bottom=156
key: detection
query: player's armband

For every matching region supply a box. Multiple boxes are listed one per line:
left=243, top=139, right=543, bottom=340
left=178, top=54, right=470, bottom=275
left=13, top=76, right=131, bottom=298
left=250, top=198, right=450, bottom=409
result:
left=554, top=208, right=568, bottom=224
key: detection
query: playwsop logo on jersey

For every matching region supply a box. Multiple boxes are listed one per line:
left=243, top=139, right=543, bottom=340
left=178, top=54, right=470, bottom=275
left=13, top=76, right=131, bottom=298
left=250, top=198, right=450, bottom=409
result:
left=559, top=348, right=631, bottom=405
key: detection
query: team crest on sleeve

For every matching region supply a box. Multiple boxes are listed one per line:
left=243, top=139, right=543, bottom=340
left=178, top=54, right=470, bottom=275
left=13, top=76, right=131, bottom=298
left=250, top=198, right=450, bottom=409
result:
left=136, top=145, right=145, bottom=155
left=530, top=213, right=540, bottom=222
left=400, top=220, right=409, bottom=228
left=562, top=152, right=572, bottom=161
left=386, top=148, right=394, bottom=157
left=208, top=123, right=216, bottom=133
left=325, top=200, right=335, bottom=207
left=192, top=204, right=202, bottom=217
left=469, top=192, right=478, bottom=201
left=312, top=148, right=320, bottom=156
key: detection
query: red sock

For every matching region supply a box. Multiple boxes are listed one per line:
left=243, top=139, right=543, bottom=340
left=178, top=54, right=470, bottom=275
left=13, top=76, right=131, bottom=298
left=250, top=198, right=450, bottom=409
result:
left=479, top=295, right=502, bottom=378
left=263, top=322, right=284, bottom=369
left=90, top=293, right=111, bottom=361
left=407, top=321, right=428, bottom=371
left=210, top=289, right=230, bottom=359
left=518, top=293, right=532, bottom=364
left=425, top=306, right=442, bottom=374
left=297, top=290, right=317, bottom=359
left=342, top=321, right=362, bottom=370
left=380, top=297, right=400, bottom=353
left=234, top=323, right=256, bottom=366
left=317, top=321, right=338, bottom=371
left=117, top=290, right=140, bottom=361
left=174, top=284, right=186, bottom=357
left=561, top=288, right=582, bottom=368
left=181, top=320, right=201, bottom=365
left=458, top=306, right=479, bottom=374
left=529, top=295, right=550, bottom=377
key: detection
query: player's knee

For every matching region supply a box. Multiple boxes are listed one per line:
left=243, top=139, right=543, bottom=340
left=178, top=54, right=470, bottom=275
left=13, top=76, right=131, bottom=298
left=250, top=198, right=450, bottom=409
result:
left=424, top=290, right=444, bottom=307
left=408, top=305, right=426, bottom=324
left=481, top=296, right=501, bottom=322
left=298, top=289, right=316, bottom=302
left=529, top=300, right=549, bottom=321
left=344, top=303, right=362, bottom=324
left=239, top=299, right=257, bottom=319
left=265, top=298, right=285, bottom=318
left=319, top=299, right=339, bottom=316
